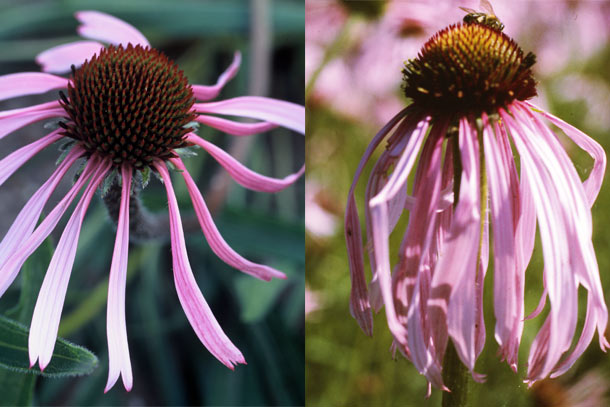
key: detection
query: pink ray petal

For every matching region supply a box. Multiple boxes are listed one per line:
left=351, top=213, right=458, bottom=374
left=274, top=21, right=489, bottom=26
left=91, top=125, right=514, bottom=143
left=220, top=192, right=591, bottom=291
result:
left=105, top=164, right=133, bottom=393
left=194, top=97, right=305, bottom=135
left=185, top=133, right=304, bottom=193
left=75, top=11, right=150, bottom=47
left=170, top=157, right=285, bottom=281
left=483, top=117, right=520, bottom=368
left=0, top=73, right=68, bottom=101
left=0, top=155, right=99, bottom=297
left=430, top=118, right=481, bottom=375
left=36, top=41, right=105, bottom=74
left=154, top=161, right=245, bottom=369
left=0, top=101, right=62, bottom=118
left=192, top=52, right=241, bottom=101
left=525, top=101, right=606, bottom=206
left=502, top=108, right=578, bottom=381
left=195, top=115, right=277, bottom=136
left=0, top=129, right=63, bottom=187
left=345, top=107, right=410, bottom=336
left=0, top=107, right=65, bottom=140
left=0, top=145, right=84, bottom=272
left=29, top=158, right=111, bottom=370
left=370, top=117, right=434, bottom=361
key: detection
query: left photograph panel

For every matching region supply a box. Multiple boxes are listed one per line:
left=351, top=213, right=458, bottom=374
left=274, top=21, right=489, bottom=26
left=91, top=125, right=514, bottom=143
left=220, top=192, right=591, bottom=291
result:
left=0, top=1, right=304, bottom=406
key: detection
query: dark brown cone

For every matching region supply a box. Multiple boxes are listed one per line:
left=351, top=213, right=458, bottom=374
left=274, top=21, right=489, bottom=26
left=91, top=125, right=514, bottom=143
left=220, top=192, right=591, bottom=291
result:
left=402, top=23, right=537, bottom=117
left=59, top=44, right=196, bottom=169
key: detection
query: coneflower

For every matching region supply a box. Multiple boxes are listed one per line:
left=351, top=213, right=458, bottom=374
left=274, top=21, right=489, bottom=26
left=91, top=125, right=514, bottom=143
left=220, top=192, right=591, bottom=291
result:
left=345, top=13, right=608, bottom=395
left=0, top=11, right=304, bottom=392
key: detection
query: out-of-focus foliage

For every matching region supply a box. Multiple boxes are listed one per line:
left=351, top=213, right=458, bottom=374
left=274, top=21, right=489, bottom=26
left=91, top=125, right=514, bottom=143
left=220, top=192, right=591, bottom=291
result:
left=0, top=1, right=304, bottom=406
left=306, top=1, right=610, bottom=406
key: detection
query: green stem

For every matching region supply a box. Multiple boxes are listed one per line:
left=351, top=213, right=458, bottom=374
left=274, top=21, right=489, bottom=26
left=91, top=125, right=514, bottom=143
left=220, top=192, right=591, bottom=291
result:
left=442, top=341, right=469, bottom=407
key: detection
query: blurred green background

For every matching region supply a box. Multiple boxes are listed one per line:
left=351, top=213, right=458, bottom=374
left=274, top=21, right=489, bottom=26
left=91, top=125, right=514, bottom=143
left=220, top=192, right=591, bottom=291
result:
left=306, top=1, right=610, bottom=406
left=0, top=0, right=304, bottom=406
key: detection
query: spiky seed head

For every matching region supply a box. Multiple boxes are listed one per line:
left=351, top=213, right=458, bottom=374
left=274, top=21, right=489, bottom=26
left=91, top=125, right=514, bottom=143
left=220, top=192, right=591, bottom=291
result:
left=402, top=23, right=537, bottom=117
left=59, top=44, right=196, bottom=169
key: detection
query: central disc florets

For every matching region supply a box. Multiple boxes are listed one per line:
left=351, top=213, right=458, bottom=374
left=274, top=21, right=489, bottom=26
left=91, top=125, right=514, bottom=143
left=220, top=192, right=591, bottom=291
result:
left=60, top=44, right=196, bottom=168
left=402, top=23, right=537, bottom=116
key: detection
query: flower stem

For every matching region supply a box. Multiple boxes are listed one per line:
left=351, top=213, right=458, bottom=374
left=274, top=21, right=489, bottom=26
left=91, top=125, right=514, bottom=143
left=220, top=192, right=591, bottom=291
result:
left=442, top=341, right=469, bottom=407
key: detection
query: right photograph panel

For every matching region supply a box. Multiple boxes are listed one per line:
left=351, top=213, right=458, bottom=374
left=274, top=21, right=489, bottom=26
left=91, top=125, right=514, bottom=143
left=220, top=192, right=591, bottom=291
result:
left=305, top=1, right=610, bottom=406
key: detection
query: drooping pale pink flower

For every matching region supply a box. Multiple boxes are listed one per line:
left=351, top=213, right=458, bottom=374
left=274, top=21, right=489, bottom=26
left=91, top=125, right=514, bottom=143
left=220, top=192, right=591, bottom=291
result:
left=0, top=11, right=304, bottom=392
left=345, top=19, right=608, bottom=392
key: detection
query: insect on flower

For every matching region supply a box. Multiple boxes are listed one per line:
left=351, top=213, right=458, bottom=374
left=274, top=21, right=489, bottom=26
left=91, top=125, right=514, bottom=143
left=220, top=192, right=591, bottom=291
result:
left=345, top=2, right=608, bottom=395
left=460, top=0, right=505, bottom=32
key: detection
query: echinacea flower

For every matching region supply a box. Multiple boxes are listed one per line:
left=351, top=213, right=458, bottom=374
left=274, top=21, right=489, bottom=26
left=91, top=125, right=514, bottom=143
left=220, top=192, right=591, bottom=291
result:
left=0, top=11, right=304, bottom=392
left=345, top=17, right=608, bottom=392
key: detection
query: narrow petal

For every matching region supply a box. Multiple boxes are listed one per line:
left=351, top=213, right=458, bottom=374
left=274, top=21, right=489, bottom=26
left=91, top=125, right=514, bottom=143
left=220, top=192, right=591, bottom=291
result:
left=105, top=164, right=133, bottom=393
left=429, top=118, right=481, bottom=375
left=170, top=157, right=285, bottom=281
left=29, top=159, right=110, bottom=370
left=195, top=115, right=277, bottom=136
left=0, top=73, right=68, bottom=101
left=0, top=146, right=84, bottom=272
left=501, top=108, right=578, bottom=381
left=525, top=101, right=606, bottom=205
left=483, top=117, right=520, bottom=369
left=192, top=52, right=241, bottom=101
left=0, top=107, right=65, bottom=140
left=0, top=130, right=63, bottom=187
left=185, top=133, right=304, bottom=193
left=369, top=117, right=431, bottom=352
left=195, top=97, right=305, bottom=135
left=75, top=11, right=150, bottom=47
left=0, top=155, right=98, bottom=297
left=154, top=161, right=245, bottom=369
left=36, top=41, right=104, bottom=74
left=0, top=101, right=60, bottom=118
left=345, top=107, right=410, bottom=336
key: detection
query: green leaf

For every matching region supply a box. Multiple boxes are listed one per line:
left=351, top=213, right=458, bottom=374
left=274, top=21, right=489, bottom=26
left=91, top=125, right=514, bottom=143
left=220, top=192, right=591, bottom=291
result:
left=0, top=315, right=99, bottom=378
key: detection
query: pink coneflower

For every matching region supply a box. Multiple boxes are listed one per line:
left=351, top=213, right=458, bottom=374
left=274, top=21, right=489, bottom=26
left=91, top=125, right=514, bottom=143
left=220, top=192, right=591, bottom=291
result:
left=0, top=11, right=304, bottom=392
left=345, top=18, right=608, bottom=393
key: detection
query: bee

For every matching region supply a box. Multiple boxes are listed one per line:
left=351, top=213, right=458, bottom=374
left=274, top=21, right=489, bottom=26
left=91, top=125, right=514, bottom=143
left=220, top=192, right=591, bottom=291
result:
left=459, top=0, right=504, bottom=32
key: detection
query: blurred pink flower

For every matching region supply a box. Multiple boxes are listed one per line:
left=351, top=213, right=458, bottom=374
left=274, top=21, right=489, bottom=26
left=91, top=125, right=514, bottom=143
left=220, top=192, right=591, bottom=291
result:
left=345, top=21, right=608, bottom=391
left=0, top=11, right=304, bottom=392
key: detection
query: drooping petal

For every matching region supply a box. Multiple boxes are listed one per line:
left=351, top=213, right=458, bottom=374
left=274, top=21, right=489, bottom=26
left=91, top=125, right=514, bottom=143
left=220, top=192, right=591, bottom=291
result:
left=429, top=118, right=482, bottom=376
left=154, top=161, right=245, bottom=369
left=185, top=133, right=304, bottom=193
left=525, top=101, right=606, bottom=206
left=105, top=164, right=133, bottom=393
left=369, top=117, right=431, bottom=353
left=192, top=52, right=241, bottom=101
left=194, top=97, right=305, bottom=135
left=484, top=117, right=521, bottom=370
left=345, top=107, right=410, bottom=336
left=36, top=41, right=105, bottom=74
left=0, top=129, right=63, bottom=187
left=512, top=103, right=609, bottom=378
left=195, top=115, right=277, bottom=136
left=501, top=108, right=578, bottom=382
left=0, top=145, right=85, bottom=271
left=75, top=11, right=150, bottom=47
left=0, top=155, right=99, bottom=297
left=29, top=158, right=111, bottom=370
left=0, top=106, right=65, bottom=140
left=0, top=73, right=68, bottom=101
left=170, top=157, right=285, bottom=281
